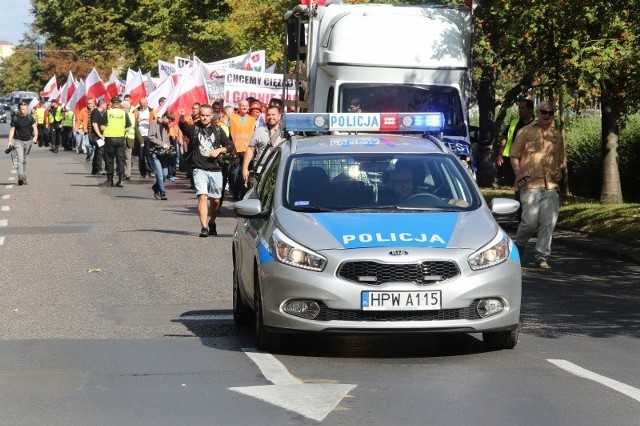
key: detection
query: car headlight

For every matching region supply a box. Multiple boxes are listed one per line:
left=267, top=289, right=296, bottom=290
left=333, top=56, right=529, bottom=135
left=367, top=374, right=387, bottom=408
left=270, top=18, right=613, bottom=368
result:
left=468, top=231, right=511, bottom=271
left=271, top=228, right=327, bottom=272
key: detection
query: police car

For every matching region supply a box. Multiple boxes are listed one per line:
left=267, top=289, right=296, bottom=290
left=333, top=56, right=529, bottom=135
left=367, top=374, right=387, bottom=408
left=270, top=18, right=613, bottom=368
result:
left=232, top=112, right=521, bottom=351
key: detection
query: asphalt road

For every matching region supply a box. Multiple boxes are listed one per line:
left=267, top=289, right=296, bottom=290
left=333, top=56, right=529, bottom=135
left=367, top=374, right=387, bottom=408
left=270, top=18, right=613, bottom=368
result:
left=1, top=122, right=639, bottom=425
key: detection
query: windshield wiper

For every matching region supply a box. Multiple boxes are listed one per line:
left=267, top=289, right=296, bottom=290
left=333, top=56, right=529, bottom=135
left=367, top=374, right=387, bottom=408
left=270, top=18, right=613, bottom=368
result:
left=289, top=206, right=335, bottom=212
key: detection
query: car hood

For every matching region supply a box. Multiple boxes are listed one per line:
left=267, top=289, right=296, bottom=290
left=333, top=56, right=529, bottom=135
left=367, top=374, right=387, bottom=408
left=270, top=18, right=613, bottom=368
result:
left=274, top=207, right=501, bottom=251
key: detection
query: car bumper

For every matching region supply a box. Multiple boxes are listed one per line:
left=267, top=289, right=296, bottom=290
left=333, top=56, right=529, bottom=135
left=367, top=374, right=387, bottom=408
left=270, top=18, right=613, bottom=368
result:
left=258, top=249, right=521, bottom=334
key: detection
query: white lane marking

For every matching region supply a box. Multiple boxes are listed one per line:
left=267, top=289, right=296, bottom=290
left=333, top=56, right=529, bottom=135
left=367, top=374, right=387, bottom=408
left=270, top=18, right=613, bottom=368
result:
left=5, top=185, right=13, bottom=189
left=229, top=348, right=357, bottom=421
left=548, top=359, right=640, bottom=403
left=10, top=169, right=17, bottom=174
left=1, top=195, right=9, bottom=200
left=242, top=348, right=301, bottom=385
left=8, top=177, right=15, bottom=181
left=1, top=206, right=9, bottom=212
left=0, top=236, right=4, bottom=246
left=0, top=219, right=7, bottom=227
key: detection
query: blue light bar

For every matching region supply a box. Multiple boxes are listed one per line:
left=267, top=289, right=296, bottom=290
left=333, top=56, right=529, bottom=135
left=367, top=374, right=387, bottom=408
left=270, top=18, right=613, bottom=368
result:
left=284, top=113, right=445, bottom=133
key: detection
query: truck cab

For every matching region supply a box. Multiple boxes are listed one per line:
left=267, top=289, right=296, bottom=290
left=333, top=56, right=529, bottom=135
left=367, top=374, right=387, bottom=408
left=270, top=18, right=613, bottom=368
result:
left=283, top=2, right=474, bottom=170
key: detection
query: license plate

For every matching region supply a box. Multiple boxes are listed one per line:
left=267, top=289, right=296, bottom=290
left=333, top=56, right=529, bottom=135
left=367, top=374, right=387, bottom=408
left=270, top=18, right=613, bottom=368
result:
left=361, top=290, right=441, bottom=311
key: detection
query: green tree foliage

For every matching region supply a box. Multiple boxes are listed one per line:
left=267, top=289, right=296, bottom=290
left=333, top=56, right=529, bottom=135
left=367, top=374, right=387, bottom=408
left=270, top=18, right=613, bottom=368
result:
left=0, top=48, right=41, bottom=92
left=474, top=1, right=640, bottom=202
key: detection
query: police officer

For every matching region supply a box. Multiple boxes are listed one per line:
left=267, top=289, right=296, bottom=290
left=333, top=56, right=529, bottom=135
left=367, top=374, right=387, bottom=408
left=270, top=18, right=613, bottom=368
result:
left=46, top=99, right=64, bottom=153
left=99, top=97, right=131, bottom=187
left=34, top=102, right=48, bottom=147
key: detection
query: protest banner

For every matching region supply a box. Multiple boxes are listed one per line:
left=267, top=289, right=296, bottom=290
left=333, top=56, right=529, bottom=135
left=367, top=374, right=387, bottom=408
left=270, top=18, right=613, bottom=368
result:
left=222, top=69, right=297, bottom=108
left=158, top=60, right=176, bottom=81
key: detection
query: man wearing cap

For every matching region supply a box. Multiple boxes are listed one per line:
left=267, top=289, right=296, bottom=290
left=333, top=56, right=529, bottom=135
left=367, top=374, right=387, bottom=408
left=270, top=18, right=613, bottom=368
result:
left=99, top=97, right=132, bottom=187
left=228, top=99, right=256, bottom=200
left=249, top=100, right=265, bottom=128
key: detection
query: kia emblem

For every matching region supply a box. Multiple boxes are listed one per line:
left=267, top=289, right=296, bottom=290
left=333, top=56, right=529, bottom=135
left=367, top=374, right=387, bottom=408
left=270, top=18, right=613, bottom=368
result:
left=389, top=250, right=409, bottom=256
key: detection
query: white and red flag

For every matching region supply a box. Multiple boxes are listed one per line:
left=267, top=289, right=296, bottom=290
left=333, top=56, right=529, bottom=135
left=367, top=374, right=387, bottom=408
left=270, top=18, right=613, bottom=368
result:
left=156, top=62, right=209, bottom=123
left=58, top=71, right=76, bottom=106
left=104, top=69, right=120, bottom=103
left=239, top=50, right=253, bottom=71
left=68, top=80, right=86, bottom=115
left=27, top=97, right=39, bottom=114
left=147, top=75, right=174, bottom=109
left=41, top=75, right=58, bottom=99
left=124, top=69, right=146, bottom=107
left=85, top=68, right=107, bottom=101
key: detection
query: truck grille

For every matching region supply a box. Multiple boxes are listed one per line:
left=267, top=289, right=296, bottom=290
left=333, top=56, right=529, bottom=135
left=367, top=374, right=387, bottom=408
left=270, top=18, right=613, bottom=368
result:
left=337, top=260, right=460, bottom=285
left=316, top=301, right=480, bottom=322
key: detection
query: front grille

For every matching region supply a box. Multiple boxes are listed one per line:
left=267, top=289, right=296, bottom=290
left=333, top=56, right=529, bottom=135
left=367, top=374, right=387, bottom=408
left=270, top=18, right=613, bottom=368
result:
left=316, top=301, right=480, bottom=322
left=337, top=260, right=460, bottom=285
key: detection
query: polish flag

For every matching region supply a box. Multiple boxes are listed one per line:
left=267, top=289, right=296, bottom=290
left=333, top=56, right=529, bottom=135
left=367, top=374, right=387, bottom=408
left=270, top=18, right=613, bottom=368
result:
left=58, top=71, right=75, bottom=106
left=68, top=80, right=86, bottom=115
left=104, top=69, right=120, bottom=103
left=124, top=69, right=146, bottom=107
left=156, top=62, right=209, bottom=123
left=47, top=87, right=60, bottom=105
left=300, top=0, right=327, bottom=5
left=85, top=68, right=106, bottom=101
left=41, top=75, right=58, bottom=99
left=147, top=74, right=174, bottom=109
left=239, top=50, right=253, bottom=71
left=144, top=72, right=156, bottom=95
left=27, top=97, right=39, bottom=114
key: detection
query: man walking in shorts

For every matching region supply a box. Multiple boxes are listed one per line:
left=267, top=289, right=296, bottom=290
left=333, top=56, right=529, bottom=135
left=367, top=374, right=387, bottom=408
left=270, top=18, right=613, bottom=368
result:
left=178, top=104, right=232, bottom=237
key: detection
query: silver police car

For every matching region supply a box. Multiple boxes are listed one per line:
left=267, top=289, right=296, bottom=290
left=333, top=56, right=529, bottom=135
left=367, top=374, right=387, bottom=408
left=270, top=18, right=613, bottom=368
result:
left=232, top=113, right=521, bottom=351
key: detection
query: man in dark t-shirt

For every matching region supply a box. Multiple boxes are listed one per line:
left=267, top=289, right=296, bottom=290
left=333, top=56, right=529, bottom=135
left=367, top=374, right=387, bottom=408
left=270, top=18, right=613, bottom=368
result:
left=89, top=99, right=107, bottom=175
left=7, top=102, right=38, bottom=185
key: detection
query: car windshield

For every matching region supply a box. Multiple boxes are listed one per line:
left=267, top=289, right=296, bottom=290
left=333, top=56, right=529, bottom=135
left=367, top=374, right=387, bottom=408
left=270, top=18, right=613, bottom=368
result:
left=285, top=153, right=478, bottom=212
left=339, top=84, right=468, bottom=137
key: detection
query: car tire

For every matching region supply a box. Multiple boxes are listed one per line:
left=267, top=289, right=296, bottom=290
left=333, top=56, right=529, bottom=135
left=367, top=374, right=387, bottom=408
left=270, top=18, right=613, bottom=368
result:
left=483, top=325, right=519, bottom=350
left=232, top=249, right=253, bottom=326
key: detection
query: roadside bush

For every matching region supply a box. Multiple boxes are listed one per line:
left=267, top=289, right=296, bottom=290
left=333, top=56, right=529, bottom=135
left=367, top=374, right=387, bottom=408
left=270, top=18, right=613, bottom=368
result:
left=565, top=117, right=601, bottom=198
left=566, top=114, right=640, bottom=202
left=618, top=115, right=640, bottom=201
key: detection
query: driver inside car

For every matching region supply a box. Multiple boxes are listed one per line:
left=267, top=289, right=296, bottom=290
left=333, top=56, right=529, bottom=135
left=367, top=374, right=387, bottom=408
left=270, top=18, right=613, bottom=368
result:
left=388, top=166, right=417, bottom=202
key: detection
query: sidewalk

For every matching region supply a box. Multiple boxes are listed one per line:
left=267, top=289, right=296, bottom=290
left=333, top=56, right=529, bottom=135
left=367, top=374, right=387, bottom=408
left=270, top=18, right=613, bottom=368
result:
left=499, top=219, right=640, bottom=266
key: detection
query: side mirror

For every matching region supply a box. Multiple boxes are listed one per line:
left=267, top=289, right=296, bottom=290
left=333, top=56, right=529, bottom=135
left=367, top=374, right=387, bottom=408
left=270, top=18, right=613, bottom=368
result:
left=490, top=198, right=520, bottom=216
left=233, top=198, right=269, bottom=219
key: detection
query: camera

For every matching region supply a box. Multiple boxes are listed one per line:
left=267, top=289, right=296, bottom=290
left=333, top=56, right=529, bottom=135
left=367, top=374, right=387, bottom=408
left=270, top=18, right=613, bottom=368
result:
left=4, top=146, right=16, bottom=155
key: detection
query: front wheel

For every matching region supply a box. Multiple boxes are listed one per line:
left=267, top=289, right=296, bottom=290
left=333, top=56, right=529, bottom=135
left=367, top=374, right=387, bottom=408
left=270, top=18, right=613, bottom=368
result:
left=483, top=325, right=519, bottom=350
left=232, top=251, right=252, bottom=326
left=254, top=274, right=283, bottom=351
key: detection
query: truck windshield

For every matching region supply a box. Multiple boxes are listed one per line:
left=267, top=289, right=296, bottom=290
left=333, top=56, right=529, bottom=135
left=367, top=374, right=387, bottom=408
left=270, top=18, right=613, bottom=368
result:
left=339, top=84, right=467, bottom=137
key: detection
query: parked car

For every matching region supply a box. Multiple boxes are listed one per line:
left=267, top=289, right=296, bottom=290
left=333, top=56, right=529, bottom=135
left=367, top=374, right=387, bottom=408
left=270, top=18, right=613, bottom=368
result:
left=0, top=107, right=7, bottom=123
left=232, top=112, right=522, bottom=351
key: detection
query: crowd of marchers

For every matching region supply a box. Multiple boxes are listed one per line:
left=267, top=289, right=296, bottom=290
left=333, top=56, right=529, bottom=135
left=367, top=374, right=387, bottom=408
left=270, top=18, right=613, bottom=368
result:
left=11, top=95, right=284, bottom=238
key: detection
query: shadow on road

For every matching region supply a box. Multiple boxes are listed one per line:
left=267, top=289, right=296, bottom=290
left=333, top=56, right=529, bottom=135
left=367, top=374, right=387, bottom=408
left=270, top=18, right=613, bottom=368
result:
left=520, top=248, right=640, bottom=338
left=173, top=310, right=494, bottom=358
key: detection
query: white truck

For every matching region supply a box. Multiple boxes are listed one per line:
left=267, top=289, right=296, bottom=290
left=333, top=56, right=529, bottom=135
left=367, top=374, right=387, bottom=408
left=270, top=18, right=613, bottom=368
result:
left=283, top=1, right=474, bottom=167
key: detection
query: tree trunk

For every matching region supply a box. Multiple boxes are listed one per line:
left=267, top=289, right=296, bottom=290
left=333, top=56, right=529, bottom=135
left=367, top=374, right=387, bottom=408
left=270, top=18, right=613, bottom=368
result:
left=599, top=81, right=624, bottom=203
